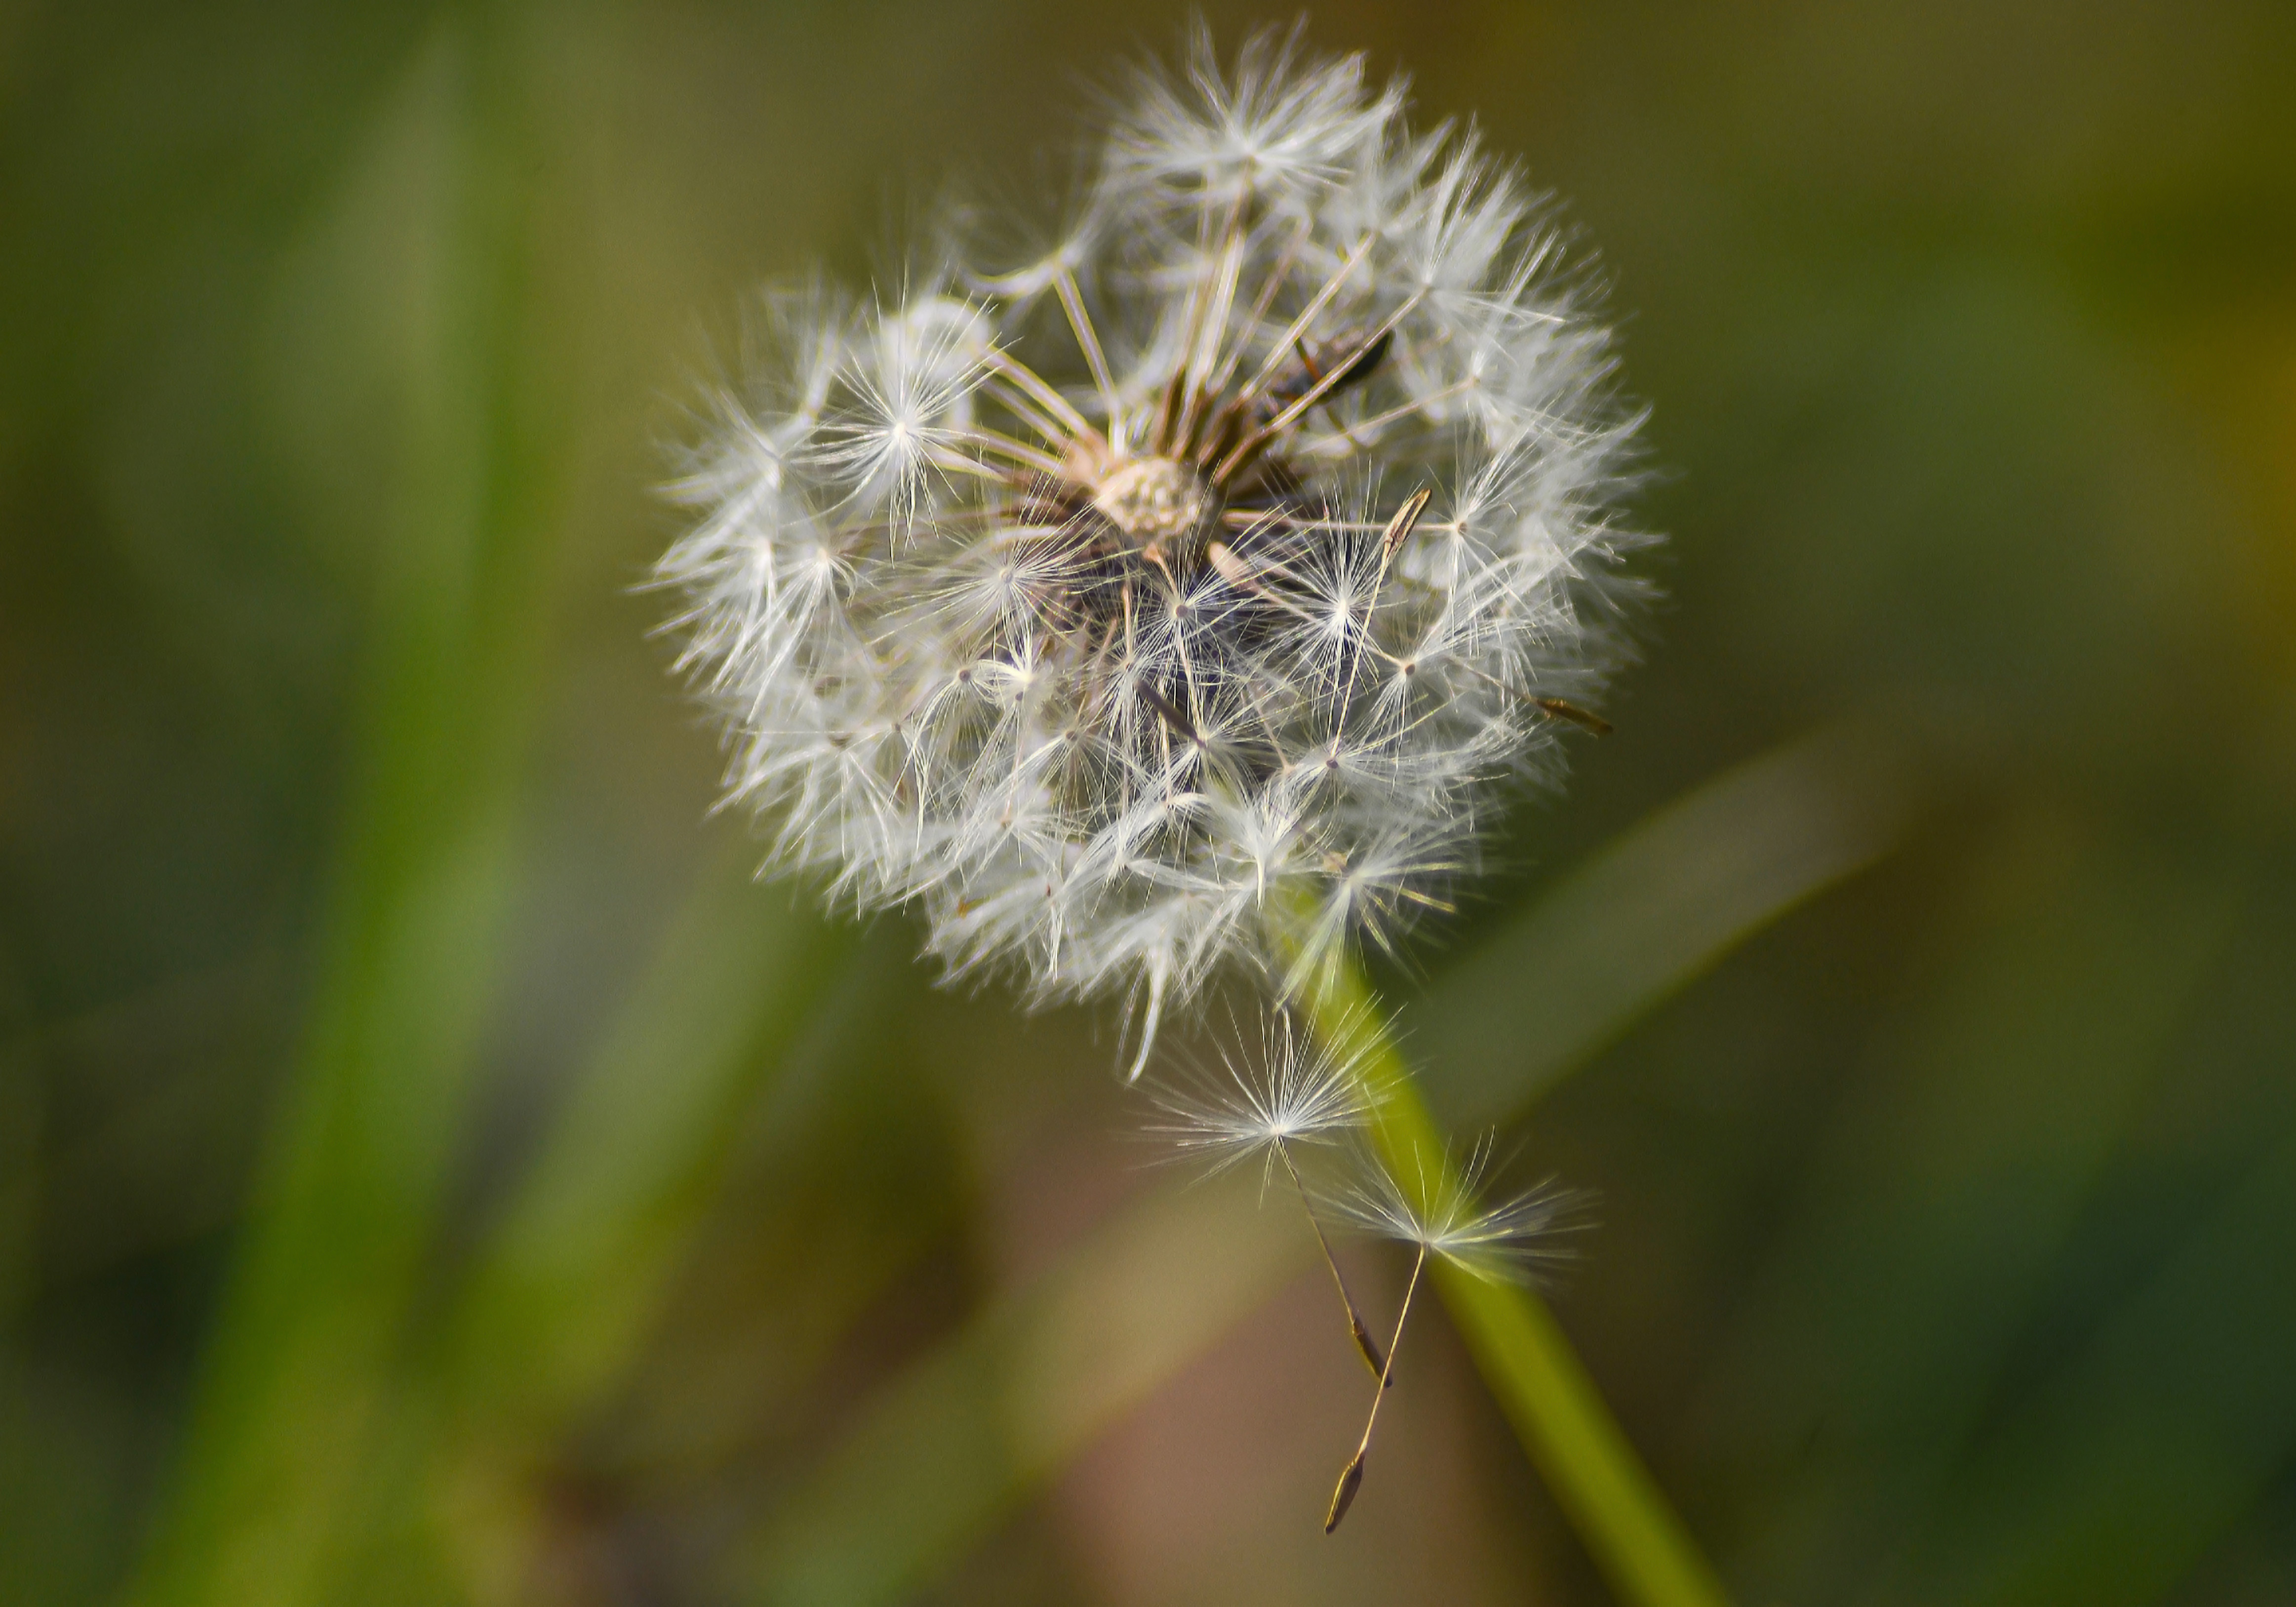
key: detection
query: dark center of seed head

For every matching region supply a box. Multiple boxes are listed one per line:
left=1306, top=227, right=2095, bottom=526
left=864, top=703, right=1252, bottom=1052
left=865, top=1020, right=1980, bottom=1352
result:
left=1089, top=455, right=1211, bottom=561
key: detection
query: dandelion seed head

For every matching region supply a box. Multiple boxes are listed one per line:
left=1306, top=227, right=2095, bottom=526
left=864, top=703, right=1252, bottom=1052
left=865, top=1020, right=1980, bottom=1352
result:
left=658, top=28, right=1647, bottom=1069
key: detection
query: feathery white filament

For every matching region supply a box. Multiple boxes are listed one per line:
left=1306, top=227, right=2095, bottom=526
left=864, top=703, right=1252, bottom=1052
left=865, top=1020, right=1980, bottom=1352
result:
left=1143, top=1008, right=1380, bottom=1186
left=1323, top=1133, right=1579, bottom=1285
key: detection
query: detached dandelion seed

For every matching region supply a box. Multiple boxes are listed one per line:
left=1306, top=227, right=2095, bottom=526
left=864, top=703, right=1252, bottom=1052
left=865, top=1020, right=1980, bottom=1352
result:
left=1318, top=1132, right=1579, bottom=1530
left=1324, top=1131, right=1580, bottom=1288
left=1143, top=1007, right=1393, bottom=1380
left=656, top=26, right=1646, bottom=1077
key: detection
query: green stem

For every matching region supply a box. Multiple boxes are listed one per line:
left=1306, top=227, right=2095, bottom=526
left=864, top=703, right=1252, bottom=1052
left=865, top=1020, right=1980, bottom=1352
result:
left=1302, top=955, right=1733, bottom=1607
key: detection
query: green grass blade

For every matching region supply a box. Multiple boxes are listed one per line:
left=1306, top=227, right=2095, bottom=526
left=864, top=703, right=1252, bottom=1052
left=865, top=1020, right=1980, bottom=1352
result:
left=1415, top=721, right=1922, bottom=1126
left=412, top=854, right=856, bottom=1584
left=440, top=855, right=853, bottom=1437
left=123, top=35, right=557, bottom=1607
left=1686, top=820, right=2241, bottom=1603
left=1861, top=1119, right=2296, bottom=1607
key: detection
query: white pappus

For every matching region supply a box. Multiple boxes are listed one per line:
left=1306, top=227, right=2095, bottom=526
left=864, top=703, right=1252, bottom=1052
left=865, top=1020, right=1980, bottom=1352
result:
left=656, top=29, right=1648, bottom=1075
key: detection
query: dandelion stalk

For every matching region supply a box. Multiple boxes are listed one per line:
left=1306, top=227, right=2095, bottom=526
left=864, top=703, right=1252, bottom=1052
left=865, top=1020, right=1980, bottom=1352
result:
left=1300, top=951, right=1732, bottom=1607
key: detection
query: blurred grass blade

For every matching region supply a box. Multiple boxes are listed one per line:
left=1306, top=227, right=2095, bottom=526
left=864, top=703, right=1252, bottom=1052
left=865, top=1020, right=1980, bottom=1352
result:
left=423, top=854, right=855, bottom=1580
left=736, top=1169, right=1304, bottom=1607
left=1861, top=1118, right=2296, bottom=1607
left=1307, top=962, right=1731, bottom=1607
left=1417, top=720, right=1923, bottom=1127
left=0, top=963, right=38, bottom=1325
left=737, top=723, right=1913, bottom=1604
left=440, top=855, right=851, bottom=1433
left=1684, top=819, right=2240, bottom=1604
left=125, top=34, right=559, bottom=1607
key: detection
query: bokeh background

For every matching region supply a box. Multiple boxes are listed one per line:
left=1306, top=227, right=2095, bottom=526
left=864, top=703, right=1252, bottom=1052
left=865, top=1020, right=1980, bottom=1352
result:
left=5, top=2, right=2294, bottom=1604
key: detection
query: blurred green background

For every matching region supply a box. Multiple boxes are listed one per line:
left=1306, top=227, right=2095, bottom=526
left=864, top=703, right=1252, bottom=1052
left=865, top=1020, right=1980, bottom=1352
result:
left=4, top=2, right=2294, bottom=1604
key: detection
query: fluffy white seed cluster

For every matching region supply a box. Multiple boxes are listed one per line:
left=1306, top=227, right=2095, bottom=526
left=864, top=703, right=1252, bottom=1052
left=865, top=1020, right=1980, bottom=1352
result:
left=659, top=32, right=1645, bottom=1072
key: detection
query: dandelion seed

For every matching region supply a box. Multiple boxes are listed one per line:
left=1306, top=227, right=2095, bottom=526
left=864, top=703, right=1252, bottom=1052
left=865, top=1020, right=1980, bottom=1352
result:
left=1143, top=1008, right=1393, bottom=1381
left=655, top=27, right=1647, bottom=1072
left=1324, top=1131, right=1579, bottom=1286
left=1142, top=1008, right=1376, bottom=1177
left=1318, top=1133, right=1579, bottom=1530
